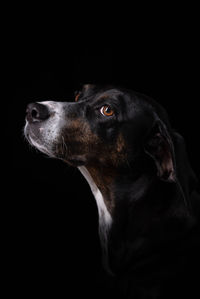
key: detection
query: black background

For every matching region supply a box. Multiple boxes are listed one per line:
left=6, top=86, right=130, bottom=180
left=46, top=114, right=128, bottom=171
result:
left=11, top=16, right=200, bottom=297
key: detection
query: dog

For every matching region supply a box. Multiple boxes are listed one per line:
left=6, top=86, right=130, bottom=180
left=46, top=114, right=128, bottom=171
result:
left=24, top=84, right=200, bottom=298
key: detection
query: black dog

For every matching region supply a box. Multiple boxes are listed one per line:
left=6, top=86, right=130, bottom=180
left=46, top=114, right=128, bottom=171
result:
left=25, top=84, right=200, bottom=298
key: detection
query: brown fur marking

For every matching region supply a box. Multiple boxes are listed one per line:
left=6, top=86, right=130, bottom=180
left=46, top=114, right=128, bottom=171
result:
left=61, top=118, right=127, bottom=214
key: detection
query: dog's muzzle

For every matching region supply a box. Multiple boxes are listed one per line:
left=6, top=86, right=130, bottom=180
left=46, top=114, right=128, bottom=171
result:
left=24, top=101, right=64, bottom=157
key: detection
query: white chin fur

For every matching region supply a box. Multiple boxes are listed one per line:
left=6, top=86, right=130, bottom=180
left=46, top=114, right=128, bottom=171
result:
left=28, top=135, right=54, bottom=157
left=37, top=101, right=64, bottom=145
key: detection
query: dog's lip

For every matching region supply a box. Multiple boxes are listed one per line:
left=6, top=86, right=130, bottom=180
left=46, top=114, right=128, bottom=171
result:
left=25, top=130, right=36, bottom=144
left=24, top=121, right=30, bottom=139
left=24, top=123, right=42, bottom=144
left=29, top=131, right=41, bottom=144
left=26, top=130, right=54, bottom=157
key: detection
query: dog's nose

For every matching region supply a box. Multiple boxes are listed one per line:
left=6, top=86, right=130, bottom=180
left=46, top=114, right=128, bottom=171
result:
left=26, top=103, right=50, bottom=123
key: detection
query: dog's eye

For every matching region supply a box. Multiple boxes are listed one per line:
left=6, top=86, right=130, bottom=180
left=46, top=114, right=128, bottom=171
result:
left=100, top=105, right=114, bottom=116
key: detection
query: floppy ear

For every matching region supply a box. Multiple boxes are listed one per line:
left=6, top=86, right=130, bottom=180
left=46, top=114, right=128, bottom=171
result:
left=144, top=119, right=176, bottom=182
left=82, top=84, right=96, bottom=96
left=82, top=84, right=96, bottom=92
left=172, top=132, right=198, bottom=196
left=75, top=84, right=96, bottom=101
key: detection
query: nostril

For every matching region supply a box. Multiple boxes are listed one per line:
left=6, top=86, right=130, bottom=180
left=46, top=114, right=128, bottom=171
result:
left=31, top=108, right=39, bottom=119
left=26, top=102, right=50, bottom=123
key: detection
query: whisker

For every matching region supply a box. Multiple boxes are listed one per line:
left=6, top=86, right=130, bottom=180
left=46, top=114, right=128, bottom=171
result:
left=62, top=136, right=67, bottom=157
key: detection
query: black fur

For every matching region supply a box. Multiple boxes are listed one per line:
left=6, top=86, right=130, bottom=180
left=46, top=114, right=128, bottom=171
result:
left=25, top=85, right=200, bottom=298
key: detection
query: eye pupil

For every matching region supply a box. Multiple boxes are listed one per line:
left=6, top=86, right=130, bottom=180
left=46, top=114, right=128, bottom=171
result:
left=101, top=105, right=114, bottom=116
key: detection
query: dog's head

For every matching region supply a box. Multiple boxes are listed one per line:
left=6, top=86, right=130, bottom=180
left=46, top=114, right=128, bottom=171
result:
left=24, top=84, right=200, bottom=280
left=24, top=84, right=177, bottom=182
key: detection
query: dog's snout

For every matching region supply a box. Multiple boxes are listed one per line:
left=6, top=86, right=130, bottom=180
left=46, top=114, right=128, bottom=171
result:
left=26, top=103, right=50, bottom=123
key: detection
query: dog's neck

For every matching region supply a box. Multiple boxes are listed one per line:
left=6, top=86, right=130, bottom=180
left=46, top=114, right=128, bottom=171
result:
left=78, top=165, right=193, bottom=274
left=78, top=166, right=113, bottom=272
left=78, top=165, right=154, bottom=270
left=78, top=166, right=113, bottom=227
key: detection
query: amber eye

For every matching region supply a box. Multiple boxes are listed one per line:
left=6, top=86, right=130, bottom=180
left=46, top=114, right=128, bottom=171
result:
left=100, top=105, right=114, bottom=116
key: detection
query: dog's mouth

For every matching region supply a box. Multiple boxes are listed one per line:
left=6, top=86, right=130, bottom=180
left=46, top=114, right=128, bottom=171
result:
left=24, top=120, right=55, bottom=157
left=24, top=121, right=85, bottom=166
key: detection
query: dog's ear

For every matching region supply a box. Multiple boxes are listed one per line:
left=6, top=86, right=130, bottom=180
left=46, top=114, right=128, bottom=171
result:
left=82, top=84, right=96, bottom=93
left=74, top=84, right=96, bottom=102
left=144, top=119, right=176, bottom=182
left=172, top=132, right=199, bottom=196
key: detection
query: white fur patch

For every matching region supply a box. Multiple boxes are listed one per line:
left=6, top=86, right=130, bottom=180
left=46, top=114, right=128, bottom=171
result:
left=78, top=166, right=113, bottom=273
left=29, top=135, right=54, bottom=157
left=78, top=166, right=113, bottom=240
left=37, top=101, right=64, bottom=143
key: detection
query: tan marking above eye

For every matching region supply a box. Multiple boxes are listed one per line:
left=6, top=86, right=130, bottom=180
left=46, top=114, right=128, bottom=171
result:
left=100, top=105, right=114, bottom=116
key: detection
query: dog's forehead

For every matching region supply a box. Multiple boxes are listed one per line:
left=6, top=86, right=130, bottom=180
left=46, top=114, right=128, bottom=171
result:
left=78, top=86, right=157, bottom=120
left=96, top=89, right=124, bottom=100
left=84, top=88, right=125, bottom=104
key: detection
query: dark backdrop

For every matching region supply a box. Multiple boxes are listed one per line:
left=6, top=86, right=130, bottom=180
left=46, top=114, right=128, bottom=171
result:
left=11, top=34, right=200, bottom=297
